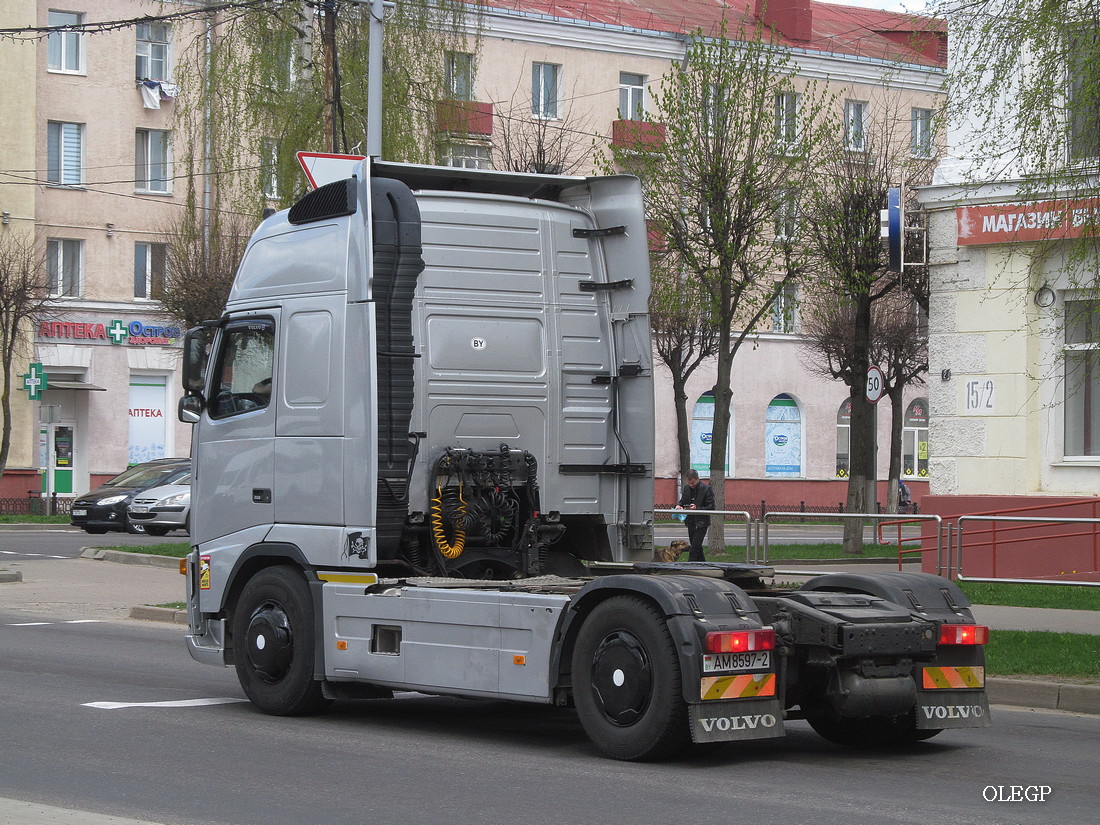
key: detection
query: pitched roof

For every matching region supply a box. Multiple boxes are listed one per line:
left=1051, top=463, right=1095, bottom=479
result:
left=484, top=0, right=946, bottom=67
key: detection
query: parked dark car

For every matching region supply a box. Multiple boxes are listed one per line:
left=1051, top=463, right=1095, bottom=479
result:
left=71, top=458, right=191, bottom=534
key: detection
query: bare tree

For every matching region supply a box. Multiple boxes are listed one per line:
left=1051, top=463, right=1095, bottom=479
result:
left=158, top=207, right=255, bottom=328
left=493, top=81, right=595, bottom=175
left=0, top=230, right=54, bottom=480
left=650, top=252, right=721, bottom=482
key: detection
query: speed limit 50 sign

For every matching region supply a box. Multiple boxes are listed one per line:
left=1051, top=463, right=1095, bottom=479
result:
left=866, top=365, right=885, bottom=404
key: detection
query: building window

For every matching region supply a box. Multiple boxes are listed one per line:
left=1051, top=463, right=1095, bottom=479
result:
left=774, top=91, right=800, bottom=151
left=532, top=62, right=560, bottom=119
left=46, top=121, right=83, bottom=186
left=445, top=144, right=492, bottom=169
left=261, top=139, right=280, bottom=199
left=702, top=83, right=725, bottom=136
left=619, top=73, right=645, bottom=121
left=46, top=238, right=82, bottom=298
left=772, top=282, right=799, bottom=333
left=911, top=107, right=934, bottom=158
left=445, top=51, right=474, bottom=101
left=47, top=10, right=84, bottom=73
left=845, top=99, right=868, bottom=151
left=691, top=391, right=733, bottom=476
left=765, top=394, right=802, bottom=477
left=135, top=129, right=170, bottom=192
left=1068, top=28, right=1100, bottom=161
left=774, top=187, right=799, bottom=241
left=1064, top=300, right=1100, bottom=456
left=136, top=22, right=170, bottom=81
left=134, top=242, right=167, bottom=299
left=836, top=398, right=851, bottom=477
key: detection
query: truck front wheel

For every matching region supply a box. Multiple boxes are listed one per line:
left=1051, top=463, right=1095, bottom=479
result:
left=571, top=596, right=690, bottom=760
left=232, top=565, right=331, bottom=716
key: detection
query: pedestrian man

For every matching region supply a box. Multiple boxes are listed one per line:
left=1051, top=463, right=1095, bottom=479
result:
left=676, top=469, right=715, bottom=562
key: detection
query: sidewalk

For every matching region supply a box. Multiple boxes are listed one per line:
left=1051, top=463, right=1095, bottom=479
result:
left=1, top=551, right=1097, bottom=715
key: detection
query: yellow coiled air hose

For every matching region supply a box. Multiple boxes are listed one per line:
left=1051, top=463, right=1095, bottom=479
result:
left=430, top=481, right=467, bottom=559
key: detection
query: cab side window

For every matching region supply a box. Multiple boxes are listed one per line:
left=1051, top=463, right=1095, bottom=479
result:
left=210, top=320, right=275, bottom=418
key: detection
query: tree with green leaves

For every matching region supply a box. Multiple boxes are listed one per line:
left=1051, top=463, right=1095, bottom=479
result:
left=797, top=97, right=933, bottom=550
left=602, top=19, right=833, bottom=552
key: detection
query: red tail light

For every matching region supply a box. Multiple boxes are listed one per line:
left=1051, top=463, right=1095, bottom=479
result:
left=705, top=628, right=776, bottom=653
left=939, top=624, right=989, bottom=645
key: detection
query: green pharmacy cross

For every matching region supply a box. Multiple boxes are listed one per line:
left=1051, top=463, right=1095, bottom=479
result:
left=23, top=362, right=48, bottom=400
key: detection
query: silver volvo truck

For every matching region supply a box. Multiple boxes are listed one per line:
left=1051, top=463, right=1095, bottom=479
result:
left=179, top=160, right=990, bottom=760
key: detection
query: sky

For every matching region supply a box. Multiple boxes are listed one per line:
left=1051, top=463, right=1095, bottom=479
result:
left=817, top=0, right=929, bottom=12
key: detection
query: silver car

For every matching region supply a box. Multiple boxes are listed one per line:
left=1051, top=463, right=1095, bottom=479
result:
left=127, top=474, right=191, bottom=537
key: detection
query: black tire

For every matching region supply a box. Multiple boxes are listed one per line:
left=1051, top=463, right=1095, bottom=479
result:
left=143, top=525, right=170, bottom=537
left=571, top=596, right=691, bottom=760
left=232, top=566, right=331, bottom=716
left=807, top=708, right=931, bottom=747
left=82, top=526, right=108, bottom=535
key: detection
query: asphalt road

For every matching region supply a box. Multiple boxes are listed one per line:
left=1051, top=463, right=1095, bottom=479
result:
left=0, top=525, right=186, bottom=560
left=0, top=606, right=1096, bottom=825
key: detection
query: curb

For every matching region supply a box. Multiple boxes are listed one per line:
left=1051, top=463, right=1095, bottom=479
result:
left=80, top=547, right=181, bottom=569
left=129, top=605, right=188, bottom=624
left=0, top=570, right=23, bottom=583
left=987, top=677, right=1100, bottom=715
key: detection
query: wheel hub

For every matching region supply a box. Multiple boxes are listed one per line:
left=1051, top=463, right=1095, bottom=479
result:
left=245, top=601, right=293, bottom=683
left=589, top=630, right=652, bottom=726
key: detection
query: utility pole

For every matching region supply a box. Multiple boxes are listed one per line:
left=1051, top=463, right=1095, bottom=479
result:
left=350, top=0, right=394, bottom=158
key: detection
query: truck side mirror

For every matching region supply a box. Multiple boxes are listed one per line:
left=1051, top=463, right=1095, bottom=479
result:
left=181, top=326, right=208, bottom=396
left=178, top=395, right=202, bottom=423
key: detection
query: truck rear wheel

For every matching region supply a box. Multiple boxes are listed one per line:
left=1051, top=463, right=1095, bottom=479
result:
left=232, top=565, right=331, bottom=716
left=572, top=596, right=690, bottom=760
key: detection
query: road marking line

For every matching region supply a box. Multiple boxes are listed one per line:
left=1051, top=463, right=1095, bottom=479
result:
left=5, top=620, right=103, bottom=627
left=82, top=698, right=248, bottom=710
left=7, top=622, right=51, bottom=626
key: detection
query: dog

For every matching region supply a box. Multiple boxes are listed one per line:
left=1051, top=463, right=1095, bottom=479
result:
left=653, top=539, right=689, bottom=563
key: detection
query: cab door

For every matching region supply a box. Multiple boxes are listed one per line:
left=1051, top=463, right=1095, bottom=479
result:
left=191, top=313, right=278, bottom=544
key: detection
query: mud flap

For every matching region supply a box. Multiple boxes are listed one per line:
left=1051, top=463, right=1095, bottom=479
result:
left=915, top=690, right=992, bottom=729
left=689, top=699, right=785, bottom=743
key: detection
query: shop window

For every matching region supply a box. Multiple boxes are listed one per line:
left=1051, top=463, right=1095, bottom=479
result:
left=835, top=397, right=851, bottom=477
left=690, top=391, right=733, bottom=476
left=765, top=393, right=802, bottom=477
left=210, top=319, right=276, bottom=419
left=1064, top=300, right=1100, bottom=455
left=134, top=242, right=167, bottom=299
left=902, top=397, right=929, bottom=477
left=47, top=10, right=84, bottom=73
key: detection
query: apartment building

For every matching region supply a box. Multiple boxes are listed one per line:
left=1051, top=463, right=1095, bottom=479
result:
left=455, top=0, right=945, bottom=507
left=1, top=0, right=944, bottom=510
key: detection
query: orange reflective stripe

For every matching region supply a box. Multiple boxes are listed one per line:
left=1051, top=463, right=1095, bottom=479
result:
left=700, top=673, right=776, bottom=701
left=922, top=666, right=985, bottom=689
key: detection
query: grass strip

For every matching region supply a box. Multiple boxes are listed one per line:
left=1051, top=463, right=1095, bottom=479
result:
left=985, top=630, right=1100, bottom=679
left=711, top=542, right=897, bottom=561
left=109, top=542, right=190, bottom=558
left=0, top=515, right=72, bottom=524
left=958, top=580, right=1100, bottom=611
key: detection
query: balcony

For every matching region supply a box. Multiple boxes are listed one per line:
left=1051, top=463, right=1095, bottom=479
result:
left=436, top=100, right=493, bottom=136
left=611, top=119, right=665, bottom=151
